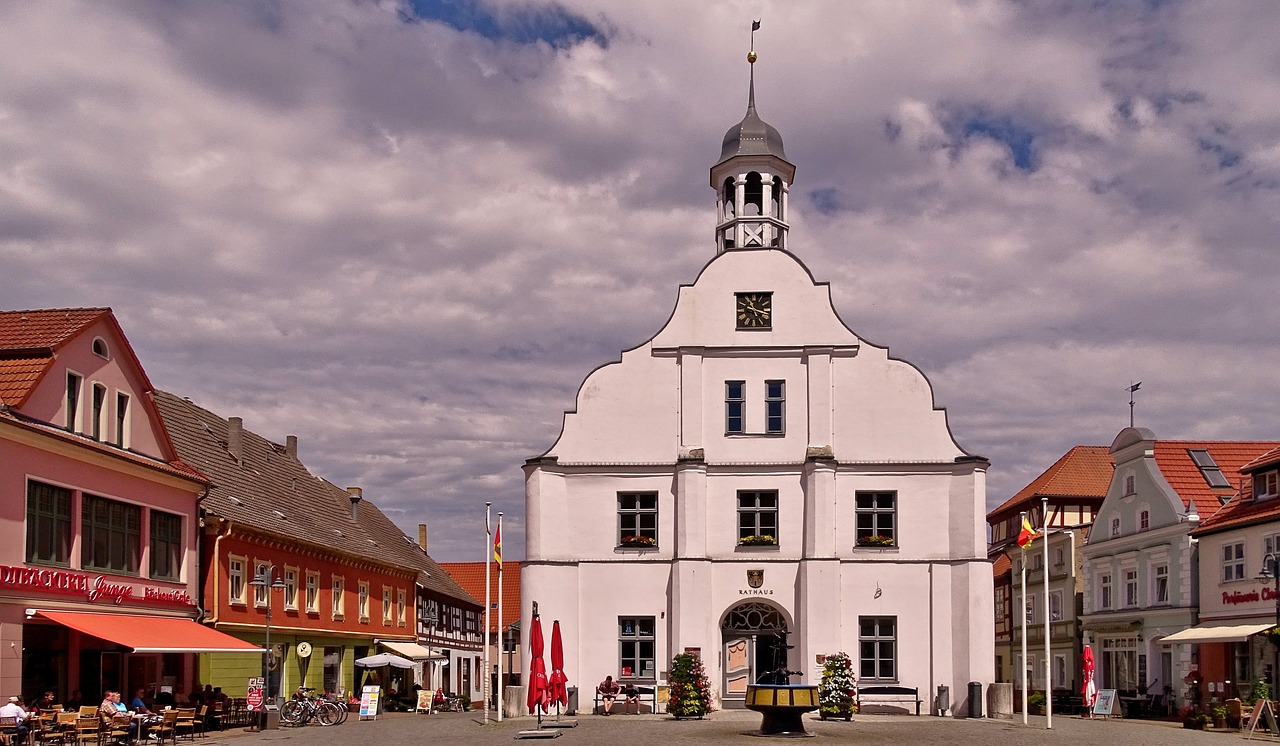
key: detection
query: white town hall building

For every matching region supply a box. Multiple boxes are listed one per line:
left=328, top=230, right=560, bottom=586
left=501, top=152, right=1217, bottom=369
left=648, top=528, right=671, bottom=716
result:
left=521, top=57, right=994, bottom=715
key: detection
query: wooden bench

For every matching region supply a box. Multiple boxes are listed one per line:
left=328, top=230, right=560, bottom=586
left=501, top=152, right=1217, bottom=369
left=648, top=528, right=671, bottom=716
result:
left=593, top=686, right=657, bottom=715
left=856, top=685, right=922, bottom=715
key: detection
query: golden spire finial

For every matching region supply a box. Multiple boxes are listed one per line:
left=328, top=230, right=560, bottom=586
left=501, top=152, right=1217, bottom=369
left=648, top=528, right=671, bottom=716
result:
left=748, top=19, right=760, bottom=64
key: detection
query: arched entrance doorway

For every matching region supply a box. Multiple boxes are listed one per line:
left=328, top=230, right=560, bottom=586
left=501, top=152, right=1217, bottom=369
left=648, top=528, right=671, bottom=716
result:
left=720, top=601, right=790, bottom=708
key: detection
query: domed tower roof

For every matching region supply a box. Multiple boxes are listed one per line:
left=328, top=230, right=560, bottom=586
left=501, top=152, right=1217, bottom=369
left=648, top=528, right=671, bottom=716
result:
left=717, top=71, right=788, bottom=164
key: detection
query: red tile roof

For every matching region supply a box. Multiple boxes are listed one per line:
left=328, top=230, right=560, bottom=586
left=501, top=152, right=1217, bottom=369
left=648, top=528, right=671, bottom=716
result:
left=988, top=445, right=1113, bottom=521
left=439, top=561, right=521, bottom=632
left=0, top=308, right=110, bottom=406
left=992, top=553, right=1011, bottom=578
left=1154, top=440, right=1280, bottom=519
left=1242, top=446, right=1280, bottom=474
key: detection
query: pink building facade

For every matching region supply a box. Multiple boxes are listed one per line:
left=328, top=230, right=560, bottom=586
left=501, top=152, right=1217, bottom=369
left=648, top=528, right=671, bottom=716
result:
left=0, top=309, right=254, bottom=703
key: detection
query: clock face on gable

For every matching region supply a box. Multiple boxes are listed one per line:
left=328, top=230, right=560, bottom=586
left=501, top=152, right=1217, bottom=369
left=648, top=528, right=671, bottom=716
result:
left=736, top=292, right=772, bottom=329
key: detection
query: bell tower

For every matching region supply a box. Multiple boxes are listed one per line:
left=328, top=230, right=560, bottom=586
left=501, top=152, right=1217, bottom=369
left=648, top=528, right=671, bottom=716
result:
left=710, top=39, right=796, bottom=254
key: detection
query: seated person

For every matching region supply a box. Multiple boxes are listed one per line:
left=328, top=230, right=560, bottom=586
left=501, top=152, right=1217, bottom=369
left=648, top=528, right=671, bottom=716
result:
left=596, top=676, right=620, bottom=716
left=0, top=696, right=30, bottom=745
left=622, top=684, right=640, bottom=715
left=432, top=688, right=447, bottom=710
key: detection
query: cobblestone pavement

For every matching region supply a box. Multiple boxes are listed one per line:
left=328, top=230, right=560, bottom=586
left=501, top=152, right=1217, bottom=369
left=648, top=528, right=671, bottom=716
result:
left=197, top=710, right=1277, bottom=746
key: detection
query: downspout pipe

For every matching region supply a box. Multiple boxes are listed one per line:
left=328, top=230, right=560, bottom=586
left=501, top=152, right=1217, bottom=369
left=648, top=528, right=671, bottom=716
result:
left=205, top=519, right=233, bottom=625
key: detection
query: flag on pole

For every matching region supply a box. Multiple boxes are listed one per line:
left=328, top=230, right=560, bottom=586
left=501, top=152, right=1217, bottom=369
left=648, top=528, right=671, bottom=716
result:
left=1017, top=515, right=1037, bottom=549
left=493, top=521, right=503, bottom=569
left=752, top=19, right=761, bottom=31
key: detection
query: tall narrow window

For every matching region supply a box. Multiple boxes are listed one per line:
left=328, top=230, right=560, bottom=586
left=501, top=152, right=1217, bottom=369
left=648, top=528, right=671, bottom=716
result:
left=26, top=481, right=72, bottom=566
left=765, top=380, right=785, bottom=434
left=305, top=571, right=320, bottom=612
left=1223, top=542, right=1245, bottom=581
left=725, top=381, right=745, bottom=434
left=1139, top=510, right=1149, bottom=531
left=283, top=567, right=299, bottom=610
left=618, top=492, right=658, bottom=547
left=618, top=617, right=655, bottom=680
left=332, top=577, right=345, bottom=619
left=228, top=557, right=246, bottom=605
left=382, top=587, right=393, bottom=625
left=397, top=589, right=407, bottom=626
left=81, top=494, right=140, bottom=574
left=114, top=392, right=130, bottom=448
left=91, top=383, right=106, bottom=440
left=66, top=372, right=82, bottom=431
left=1049, top=590, right=1063, bottom=621
left=357, top=581, right=369, bottom=621
left=1124, top=569, right=1139, bottom=607
left=253, top=561, right=271, bottom=607
left=737, top=490, right=778, bottom=545
left=1153, top=564, right=1169, bottom=604
left=149, top=511, right=182, bottom=581
left=858, top=617, right=897, bottom=681
left=1099, top=573, right=1113, bottom=610
left=855, top=491, right=897, bottom=547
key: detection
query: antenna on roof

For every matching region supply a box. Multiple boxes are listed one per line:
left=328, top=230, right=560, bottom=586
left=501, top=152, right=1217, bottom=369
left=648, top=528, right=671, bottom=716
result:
left=1127, top=381, right=1142, bottom=428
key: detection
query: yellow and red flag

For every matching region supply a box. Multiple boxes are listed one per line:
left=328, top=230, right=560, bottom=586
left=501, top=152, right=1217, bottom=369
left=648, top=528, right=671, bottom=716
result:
left=1016, top=515, right=1037, bottom=549
left=493, top=521, right=503, bottom=569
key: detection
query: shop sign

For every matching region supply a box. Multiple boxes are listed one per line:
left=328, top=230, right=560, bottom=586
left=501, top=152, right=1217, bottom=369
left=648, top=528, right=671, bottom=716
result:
left=1223, top=586, right=1280, bottom=605
left=0, top=563, right=193, bottom=606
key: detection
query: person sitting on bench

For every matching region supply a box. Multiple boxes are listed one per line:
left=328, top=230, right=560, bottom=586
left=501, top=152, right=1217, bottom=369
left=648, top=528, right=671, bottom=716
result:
left=597, top=676, right=620, bottom=716
left=621, top=684, right=640, bottom=715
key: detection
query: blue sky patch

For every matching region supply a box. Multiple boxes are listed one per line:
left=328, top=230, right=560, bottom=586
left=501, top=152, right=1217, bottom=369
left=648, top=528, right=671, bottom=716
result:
left=406, top=0, right=609, bottom=49
left=959, top=113, right=1039, bottom=171
left=808, top=187, right=843, bottom=216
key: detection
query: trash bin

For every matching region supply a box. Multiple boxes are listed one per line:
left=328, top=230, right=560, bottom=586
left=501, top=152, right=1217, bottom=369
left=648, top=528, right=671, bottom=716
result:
left=935, top=685, right=949, bottom=716
left=967, top=681, right=983, bottom=718
left=566, top=686, right=578, bottom=716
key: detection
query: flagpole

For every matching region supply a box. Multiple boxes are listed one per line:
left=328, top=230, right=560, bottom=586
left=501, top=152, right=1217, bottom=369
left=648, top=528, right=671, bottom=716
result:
left=1020, top=510, right=1028, bottom=725
left=484, top=502, right=492, bottom=725
left=496, top=512, right=504, bottom=722
left=1042, top=497, right=1052, bottom=729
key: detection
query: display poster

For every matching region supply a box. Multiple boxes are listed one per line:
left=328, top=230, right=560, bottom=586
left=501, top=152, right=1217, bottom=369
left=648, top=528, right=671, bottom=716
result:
left=1092, top=689, right=1117, bottom=717
left=360, top=685, right=382, bottom=720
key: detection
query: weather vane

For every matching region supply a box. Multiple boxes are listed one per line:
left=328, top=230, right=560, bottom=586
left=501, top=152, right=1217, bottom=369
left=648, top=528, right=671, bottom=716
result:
left=749, top=19, right=760, bottom=64
left=1127, top=381, right=1141, bottom=427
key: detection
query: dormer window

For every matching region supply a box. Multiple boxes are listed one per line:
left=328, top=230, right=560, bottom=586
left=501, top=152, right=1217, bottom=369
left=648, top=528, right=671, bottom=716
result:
left=1256, top=470, right=1280, bottom=501
left=91, top=337, right=109, bottom=359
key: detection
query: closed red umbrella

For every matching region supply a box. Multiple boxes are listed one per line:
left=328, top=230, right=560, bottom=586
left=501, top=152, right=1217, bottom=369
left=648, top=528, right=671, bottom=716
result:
left=526, top=607, right=549, bottom=715
left=549, top=620, right=569, bottom=709
left=1082, top=644, right=1097, bottom=716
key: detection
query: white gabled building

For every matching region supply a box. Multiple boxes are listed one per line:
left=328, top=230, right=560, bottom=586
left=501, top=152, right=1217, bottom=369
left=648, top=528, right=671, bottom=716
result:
left=522, top=57, right=993, bottom=716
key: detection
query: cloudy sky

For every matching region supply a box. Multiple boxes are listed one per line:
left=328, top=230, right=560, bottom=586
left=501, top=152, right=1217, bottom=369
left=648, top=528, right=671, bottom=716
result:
left=4, top=1, right=1279, bottom=561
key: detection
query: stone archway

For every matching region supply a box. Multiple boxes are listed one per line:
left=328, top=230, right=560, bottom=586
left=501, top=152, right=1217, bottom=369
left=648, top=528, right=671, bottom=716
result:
left=720, top=600, right=791, bottom=708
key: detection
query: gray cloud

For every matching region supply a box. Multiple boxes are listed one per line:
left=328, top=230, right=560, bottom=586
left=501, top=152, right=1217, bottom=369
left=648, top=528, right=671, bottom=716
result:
left=3, top=0, right=1278, bottom=560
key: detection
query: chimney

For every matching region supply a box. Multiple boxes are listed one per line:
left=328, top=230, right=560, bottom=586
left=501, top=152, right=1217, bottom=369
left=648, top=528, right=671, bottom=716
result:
left=227, top=417, right=243, bottom=465
left=346, top=487, right=363, bottom=520
left=285, top=435, right=297, bottom=459
left=418, top=522, right=428, bottom=552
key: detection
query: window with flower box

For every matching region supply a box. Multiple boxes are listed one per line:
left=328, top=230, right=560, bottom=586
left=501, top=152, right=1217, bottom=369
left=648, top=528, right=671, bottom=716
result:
left=855, top=491, right=896, bottom=547
left=618, top=492, right=658, bottom=547
left=737, top=491, right=778, bottom=546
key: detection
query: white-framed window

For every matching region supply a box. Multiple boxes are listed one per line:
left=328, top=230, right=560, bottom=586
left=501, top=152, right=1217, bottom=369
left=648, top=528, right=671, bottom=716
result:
left=283, top=567, right=299, bottom=610
left=855, top=491, right=896, bottom=547
left=1111, top=517, right=1121, bottom=537
left=331, top=576, right=345, bottom=619
left=1054, top=655, right=1067, bottom=688
left=397, top=588, right=407, bottom=626
left=114, top=392, right=130, bottom=448
left=382, top=586, right=393, bottom=625
left=764, top=379, right=785, bottom=434
left=1049, top=590, right=1063, bottom=621
left=737, top=490, right=778, bottom=545
left=148, top=510, right=182, bottom=581
left=1124, top=569, right=1139, bottom=607
left=1223, top=542, right=1246, bottom=581
left=91, top=383, right=107, bottom=441
left=253, top=561, right=271, bottom=607
left=1153, top=564, right=1169, bottom=604
left=357, top=580, right=369, bottom=622
left=1054, top=547, right=1065, bottom=566
left=66, top=371, right=83, bottom=431
left=91, top=337, right=110, bottom=359
left=725, top=381, right=745, bottom=434
left=1099, top=573, right=1113, bottom=610
left=1257, top=470, right=1280, bottom=501
left=1026, top=595, right=1036, bottom=624
left=305, top=571, right=320, bottom=613
left=228, top=556, right=247, bottom=605
left=859, top=616, right=897, bottom=681
left=618, top=492, right=658, bottom=547
left=1139, top=510, right=1149, bottom=531
left=618, top=617, right=656, bottom=680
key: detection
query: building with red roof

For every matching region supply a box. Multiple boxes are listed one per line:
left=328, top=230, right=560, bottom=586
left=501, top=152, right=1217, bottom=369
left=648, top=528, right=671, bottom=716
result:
left=0, top=308, right=257, bottom=703
left=440, top=560, right=523, bottom=690
left=1081, top=427, right=1280, bottom=710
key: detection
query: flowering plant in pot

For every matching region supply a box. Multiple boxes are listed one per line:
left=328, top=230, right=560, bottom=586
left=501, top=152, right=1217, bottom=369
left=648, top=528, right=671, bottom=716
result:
left=818, top=652, right=857, bottom=721
left=620, top=534, right=657, bottom=548
left=666, top=653, right=712, bottom=719
left=739, top=534, right=778, bottom=547
left=856, top=535, right=895, bottom=547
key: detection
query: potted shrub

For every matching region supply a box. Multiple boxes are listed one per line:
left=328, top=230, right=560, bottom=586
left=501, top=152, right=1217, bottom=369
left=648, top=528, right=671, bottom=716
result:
left=1249, top=677, right=1271, bottom=705
left=620, top=534, right=657, bottom=548
left=1212, top=705, right=1228, bottom=729
left=818, top=652, right=856, bottom=721
left=1182, top=710, right=1209, bottom=730
left=856, top=535, right=895, bottom=548
left=739, top=534, right=778, bottom=547
left=666, top=652, right=712, bottom=719
left=1027, top=691, right=1046, bottom=715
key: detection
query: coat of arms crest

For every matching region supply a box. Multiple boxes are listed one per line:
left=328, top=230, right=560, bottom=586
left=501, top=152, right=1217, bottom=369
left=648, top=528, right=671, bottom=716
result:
left=747, top=569, right=764, bottom=588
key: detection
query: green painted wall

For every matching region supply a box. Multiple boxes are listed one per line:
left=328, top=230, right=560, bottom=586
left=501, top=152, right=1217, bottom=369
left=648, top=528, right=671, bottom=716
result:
left=199, top=633, right=367, bottom=698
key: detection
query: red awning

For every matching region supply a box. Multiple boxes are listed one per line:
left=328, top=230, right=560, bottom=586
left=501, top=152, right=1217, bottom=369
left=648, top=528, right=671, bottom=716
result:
left=35, top=611, right=263, bottom=653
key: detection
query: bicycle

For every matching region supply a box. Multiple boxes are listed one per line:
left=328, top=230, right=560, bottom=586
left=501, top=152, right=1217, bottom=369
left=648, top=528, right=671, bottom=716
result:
left=280, top=689, right=346, bottom=726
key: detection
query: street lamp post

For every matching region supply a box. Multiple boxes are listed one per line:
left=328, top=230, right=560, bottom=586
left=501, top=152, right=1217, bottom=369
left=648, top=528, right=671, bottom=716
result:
left=1256, top=554, right=1280, bottom=695
left=249, top=567, right=286, bottom=724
